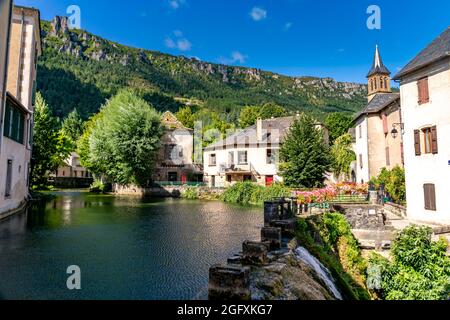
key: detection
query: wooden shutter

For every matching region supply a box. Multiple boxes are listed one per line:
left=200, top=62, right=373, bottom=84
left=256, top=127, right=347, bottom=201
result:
left=418, top=77, right=430, bottom=104
left=431, top=126, right=438, bottom=154
left=359, top=154, right=363, bottom=169
left=414, top=130, right=421, bottom=156
left=385, top=147, right=390, bottom=166
left=382, top=113, right=388, bottom=134
left=424, top=184, right=436, bottom=211
left=400, top=142, right=404, bottom=164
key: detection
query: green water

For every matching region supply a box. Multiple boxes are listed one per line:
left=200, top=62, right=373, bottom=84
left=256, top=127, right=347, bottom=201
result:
left=0, top=191, right=263, bottom=300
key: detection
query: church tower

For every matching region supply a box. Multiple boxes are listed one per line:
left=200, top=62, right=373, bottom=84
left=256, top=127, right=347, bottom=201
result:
left=367, top=45, right=391, bottom=102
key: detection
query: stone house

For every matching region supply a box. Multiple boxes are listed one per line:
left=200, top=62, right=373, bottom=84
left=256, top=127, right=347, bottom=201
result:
left=0, top=5, right=41, bottom=218
left=351, top=46, right=404, bottom=183
left=393, top=27, right=450, bottom=224
left=152, top=111, right=203, bottom=184
left=203, top=115, right=328, bottom=188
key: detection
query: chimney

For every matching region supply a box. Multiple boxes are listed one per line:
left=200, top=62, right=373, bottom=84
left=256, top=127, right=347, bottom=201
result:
left=256, top=118, right=263, bottom=142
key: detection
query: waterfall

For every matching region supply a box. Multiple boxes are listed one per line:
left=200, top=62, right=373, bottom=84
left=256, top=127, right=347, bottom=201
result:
left=294, top=247, right=343, bottom=300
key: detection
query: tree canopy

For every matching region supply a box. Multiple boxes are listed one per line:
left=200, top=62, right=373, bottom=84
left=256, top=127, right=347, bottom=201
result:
left=325, top=112, right=353, bottom=144
left=280, top=114, right=331, bottom=188
left=78, top=90, right=163, bottom=186
left=330, top=133, right=356, bottom=181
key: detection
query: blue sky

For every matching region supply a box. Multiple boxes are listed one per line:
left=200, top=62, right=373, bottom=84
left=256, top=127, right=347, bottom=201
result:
left=15, top=0, right=450, bottom=83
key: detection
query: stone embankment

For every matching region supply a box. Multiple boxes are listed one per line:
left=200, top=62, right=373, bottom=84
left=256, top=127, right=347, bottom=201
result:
left=208, top=200, right=343, bottom=300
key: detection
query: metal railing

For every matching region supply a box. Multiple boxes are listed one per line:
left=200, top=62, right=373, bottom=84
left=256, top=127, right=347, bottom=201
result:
left=154, top=181, right=207, bottom=187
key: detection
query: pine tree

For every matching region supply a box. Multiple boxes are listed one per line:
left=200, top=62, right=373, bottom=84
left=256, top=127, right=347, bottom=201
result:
left=280, top=114, right=331, bottom=188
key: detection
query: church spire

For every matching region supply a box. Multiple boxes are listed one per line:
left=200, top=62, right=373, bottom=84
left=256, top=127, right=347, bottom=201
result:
left=367, top=45, right=392, bottom=101
left=367, top=45, right=391, bottom=78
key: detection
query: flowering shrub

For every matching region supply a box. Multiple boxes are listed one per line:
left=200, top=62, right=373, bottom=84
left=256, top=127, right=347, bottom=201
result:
left=294, top=183, right=368, bottom=205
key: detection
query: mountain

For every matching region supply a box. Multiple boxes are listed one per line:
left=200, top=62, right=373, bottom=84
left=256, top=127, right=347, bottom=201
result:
left=37, top=17, right=368, bottom=120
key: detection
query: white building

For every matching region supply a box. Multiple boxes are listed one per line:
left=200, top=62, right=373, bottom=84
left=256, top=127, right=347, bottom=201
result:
left=203, top=116, right=328, bottom=188
left=393, top=27, right=450, bottom=224
left=0, top=5, right=41, bottom=218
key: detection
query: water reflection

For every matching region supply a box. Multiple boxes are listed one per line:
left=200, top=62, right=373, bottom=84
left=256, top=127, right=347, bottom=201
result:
left=0, top=191, right=262, bottom=300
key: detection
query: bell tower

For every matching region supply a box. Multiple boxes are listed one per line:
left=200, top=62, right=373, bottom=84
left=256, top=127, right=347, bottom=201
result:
left=367, top=45, right=391, bottom=102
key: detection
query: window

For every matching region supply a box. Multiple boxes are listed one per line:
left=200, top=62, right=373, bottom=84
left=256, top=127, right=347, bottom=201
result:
left=238, top=151, right=248, bottom=165
left=227, top=175, right=232, bottom=183
left=423, top=184, right=436, bottom=211
left=3, top=100, right=25, bottom=144
left=266, top=149, right=276, bottom=164
left=417, top=77, right=430, bottom=105
left=382, top=113, right=388, bottom=134
left=228, top=151, right=234, bottom=165
left=370, top=80, right=374, bottom=92
left=359, top=154, right=363, bottom=169
left=423, top=128, right=432, bottom=154
left=168, top=172, right=178, bottom=182
left=380, top=78, right=384, bottom=89
left=384, top=78, right=388, bottom=89
left=243, top=175, right=252, bottom=182
left=209, top=154, right=217, bottom=166
left=5, top=160, right=13, bottom=198
left=359, top=125, right=362, bottom=139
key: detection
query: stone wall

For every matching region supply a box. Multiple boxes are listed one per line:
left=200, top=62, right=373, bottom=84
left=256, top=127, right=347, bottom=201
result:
left=113, top=184, right=224, bottom=199
left=49, top=177, right=93, bottom=189
left=331, top=204, right=385, bottom=230
left=383, top=202, right=407, bottom=218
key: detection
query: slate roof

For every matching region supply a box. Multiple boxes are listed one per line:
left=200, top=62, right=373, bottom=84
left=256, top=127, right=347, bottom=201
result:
left=367, top=46, right=391, bottom=77
left=353, top=93, right=400, bottom=122
left=394, top=27, right=450, bottom=80
left=204, top=116, right=296, bottom=152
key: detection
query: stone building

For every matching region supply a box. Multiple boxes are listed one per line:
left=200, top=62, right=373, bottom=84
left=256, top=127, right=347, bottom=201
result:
left=0, top=5, right=41, bottom=217
left=203, top=115, right=328, bottom=188
left=351, top=46, right=404, bottom=183
left=49, top=152, right=93, bottom=188
left=152, top=111, right=203, bottom=184
left=393, top=27, right=450, bottom=224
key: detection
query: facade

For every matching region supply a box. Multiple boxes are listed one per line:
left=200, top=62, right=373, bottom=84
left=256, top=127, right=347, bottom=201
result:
left=203, top=116, right=328, bottom=188
left=152, top=111, right=203, bottom=184
left=0, top=0, right=12, bottom=158
left=393, top=27, right=450, bottom=224
left=351, top=46, right=403, bottom=183
left=0, top=5, right=41, bottom=216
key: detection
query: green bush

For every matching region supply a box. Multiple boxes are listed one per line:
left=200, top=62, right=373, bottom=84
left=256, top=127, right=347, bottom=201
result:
left=181, top=187, right=199, bottom=200
left=90, top=179, right=106, bottom=193
left=221, top=182, right=291, bottom=206
left=369, top=225, right=450, bottom=300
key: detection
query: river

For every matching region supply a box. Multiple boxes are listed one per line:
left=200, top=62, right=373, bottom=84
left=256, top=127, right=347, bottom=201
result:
left=0, top=190, right=263, bottom=300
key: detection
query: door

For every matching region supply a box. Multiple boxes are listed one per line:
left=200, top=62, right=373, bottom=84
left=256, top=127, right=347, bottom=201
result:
left=181, top=175, right=187, bottom=185
left=265, top=175, right=274, bottom=187
left=211, top=176, right=216, bottom=188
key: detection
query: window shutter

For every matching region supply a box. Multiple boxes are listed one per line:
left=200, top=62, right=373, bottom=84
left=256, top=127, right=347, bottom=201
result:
left=385, top=147, right=390, bottom=166
left=359, top=154, right=363, bottom=169
left=431, top=126, right=438, bottom=154
left=400, top=142, right=404, bottom=164
left=418, top=78, right=430, bottom=104
left=382, top=113, right=388, bottom=134
left=424, top=184, right=436, bottom=211
left=414, top=130, right=421, bottom=156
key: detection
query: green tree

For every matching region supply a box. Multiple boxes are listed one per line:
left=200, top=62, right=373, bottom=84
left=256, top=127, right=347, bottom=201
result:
left=175, top=106, right=195, bottom=129
left=238, top=106, right=260, bottom=128
left=325, top=113, right=353, bottom=144
left=370, top=166, right=406, bottom=204
left=330, top=134, right=356, bottom=181
left=61, top=109, right=84, bottom=148
left=280, top=114, right=331, bottom=188
left=259, top=102, right=287, bottom=120
left=80, top=90, right=163, bottom=186
left=31, top=93, right=72, bottom=188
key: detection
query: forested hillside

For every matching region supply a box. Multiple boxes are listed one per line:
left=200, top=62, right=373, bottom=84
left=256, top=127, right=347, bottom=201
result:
left=37, top=17, right=368, bottom=120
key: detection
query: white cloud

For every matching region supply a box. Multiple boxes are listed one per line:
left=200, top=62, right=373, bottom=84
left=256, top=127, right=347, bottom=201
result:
left=218, top=51, right=248, bottom=65
left=284, top=22, right=293, bottom=31
left=250, top=7, right=267, bottom=21
left=169, top=0, right=186, bottom=10
left=165, top=30, right=192, bottom=51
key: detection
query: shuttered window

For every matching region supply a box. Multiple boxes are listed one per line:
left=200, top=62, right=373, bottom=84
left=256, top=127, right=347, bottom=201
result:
left=417, top=77, right=430, bottom=105
left=414, top=130, right=421, bottom=156
left=3, top=100, right=25, bottom=144
left=423, top=184, right=436, bottom=211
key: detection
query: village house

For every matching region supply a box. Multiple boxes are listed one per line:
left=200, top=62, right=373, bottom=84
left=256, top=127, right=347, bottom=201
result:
left=152, top=111, right=203, bottom=185
left=351, top=46, right=403, bottom=183
left=203, top=115, right=328, bottom=188
left=393, top=27, right=450, bottom=225
left=49, top=152, right=93, bottom=188
left=0, top=5, right=41, bottom=217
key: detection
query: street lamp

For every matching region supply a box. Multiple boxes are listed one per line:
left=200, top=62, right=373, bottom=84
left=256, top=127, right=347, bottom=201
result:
left=391, top=123, right=404, bottom=139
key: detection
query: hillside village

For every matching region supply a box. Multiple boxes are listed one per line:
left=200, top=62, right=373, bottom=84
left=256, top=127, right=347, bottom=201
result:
left=0, top=1, right=449, bottom=301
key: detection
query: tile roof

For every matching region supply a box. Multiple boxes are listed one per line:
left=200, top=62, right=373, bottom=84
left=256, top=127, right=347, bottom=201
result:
left=394, top=27, right=450, bottom=80
left=204, top=116, right=296, bottom=151
left=353, top=93, right=400, bottom=122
